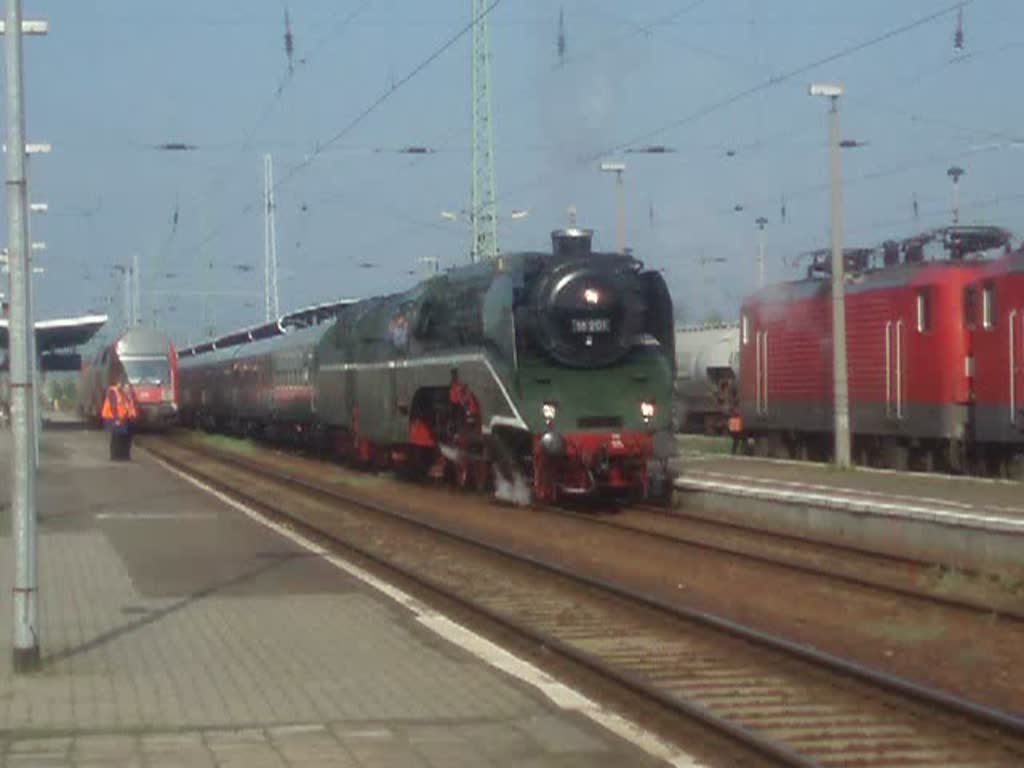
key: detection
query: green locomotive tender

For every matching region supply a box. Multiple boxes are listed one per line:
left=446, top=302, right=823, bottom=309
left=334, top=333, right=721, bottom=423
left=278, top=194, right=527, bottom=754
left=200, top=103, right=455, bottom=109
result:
left=179, top=228, right=676, bottom=503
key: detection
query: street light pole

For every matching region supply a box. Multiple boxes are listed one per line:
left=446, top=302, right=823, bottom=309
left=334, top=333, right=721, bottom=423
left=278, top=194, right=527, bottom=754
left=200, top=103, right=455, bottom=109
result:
left=600, top=161, right=626, bottom=254
left=755, top=216, right=768, bottom=289
left=4, top=0, right=47, bottom=673
left=810, top=82, right=851, bottom=468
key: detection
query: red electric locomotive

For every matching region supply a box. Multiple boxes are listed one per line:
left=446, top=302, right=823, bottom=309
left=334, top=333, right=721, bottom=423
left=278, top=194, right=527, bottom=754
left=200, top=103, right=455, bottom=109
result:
left=739, top=228, right=1008, bottom=471
left=966, top=241, right=1024, bottom=475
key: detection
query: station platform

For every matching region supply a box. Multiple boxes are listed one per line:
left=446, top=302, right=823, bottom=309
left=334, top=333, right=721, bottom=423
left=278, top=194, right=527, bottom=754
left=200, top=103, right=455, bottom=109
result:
left=0, top=421, right=683, bottom=767
left=673, top=441, right=1024, bottom=575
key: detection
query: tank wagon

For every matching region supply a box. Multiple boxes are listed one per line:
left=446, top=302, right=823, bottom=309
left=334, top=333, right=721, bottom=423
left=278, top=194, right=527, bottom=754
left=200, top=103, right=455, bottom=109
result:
left=79, top=327, right=179, bottom=430
left=738, top=226, right=1010, bottom=472
left=180, top=229, right=676, bottom=502
left=673, top=322, right=739, bottom=433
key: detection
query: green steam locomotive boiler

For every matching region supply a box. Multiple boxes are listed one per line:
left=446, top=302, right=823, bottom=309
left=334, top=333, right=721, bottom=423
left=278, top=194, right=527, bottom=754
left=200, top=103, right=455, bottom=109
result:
left=179, top=228, right=676, bottom=503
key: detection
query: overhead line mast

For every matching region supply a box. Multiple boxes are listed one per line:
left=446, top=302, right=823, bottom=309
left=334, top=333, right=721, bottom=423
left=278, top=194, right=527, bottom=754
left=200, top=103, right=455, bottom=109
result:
left=470, top=0, right=498, bottom=262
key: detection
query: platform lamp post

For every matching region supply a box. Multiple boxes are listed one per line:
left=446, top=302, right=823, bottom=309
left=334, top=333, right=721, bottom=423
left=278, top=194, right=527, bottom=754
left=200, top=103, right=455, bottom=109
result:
left=755, top=216, right=768, bottom=289
left=3, top=0, right=48, bottom=673
left=947, top=166, right=965, bottom=225
left=810, top=82, right=851, bottom=469
left=440, top=208, right=529, bottom=260
left=599, top=161, right=627, bottom=254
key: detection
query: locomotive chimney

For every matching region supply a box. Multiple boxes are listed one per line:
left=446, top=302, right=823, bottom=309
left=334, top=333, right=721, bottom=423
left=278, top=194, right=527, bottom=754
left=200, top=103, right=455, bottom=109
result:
left=551, top=228, right=593, bottom=258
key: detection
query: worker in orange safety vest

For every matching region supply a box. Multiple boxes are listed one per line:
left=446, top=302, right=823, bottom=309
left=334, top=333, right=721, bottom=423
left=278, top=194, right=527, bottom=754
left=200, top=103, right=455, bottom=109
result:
left=101, top=381, right=138, bottom=460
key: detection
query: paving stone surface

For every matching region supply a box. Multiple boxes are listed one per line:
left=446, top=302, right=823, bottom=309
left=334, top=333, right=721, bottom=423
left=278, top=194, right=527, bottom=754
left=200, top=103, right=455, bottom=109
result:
left=0, top=424, right=670, bottom=766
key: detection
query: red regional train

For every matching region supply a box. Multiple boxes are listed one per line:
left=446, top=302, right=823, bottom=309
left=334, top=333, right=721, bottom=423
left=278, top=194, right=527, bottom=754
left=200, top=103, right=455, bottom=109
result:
left=737, top=226, right=1023, bottom=475
left=78, top=327, right=179, bottom=430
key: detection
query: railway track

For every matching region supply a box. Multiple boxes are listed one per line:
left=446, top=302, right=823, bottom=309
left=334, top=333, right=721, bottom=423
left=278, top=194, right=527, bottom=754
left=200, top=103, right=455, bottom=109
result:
left=544, top=502, right=1024, bottom=621
left=143, top=434, right=1024, bottom=767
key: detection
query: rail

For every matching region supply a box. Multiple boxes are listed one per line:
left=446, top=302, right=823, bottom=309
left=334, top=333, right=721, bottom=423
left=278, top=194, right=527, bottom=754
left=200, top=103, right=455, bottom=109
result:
left=144, top=435, right=1024, bottom=767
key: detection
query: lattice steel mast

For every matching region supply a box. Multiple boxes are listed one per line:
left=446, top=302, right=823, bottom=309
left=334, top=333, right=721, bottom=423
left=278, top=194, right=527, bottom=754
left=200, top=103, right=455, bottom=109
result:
left=470, top=0, right=498, bottom=262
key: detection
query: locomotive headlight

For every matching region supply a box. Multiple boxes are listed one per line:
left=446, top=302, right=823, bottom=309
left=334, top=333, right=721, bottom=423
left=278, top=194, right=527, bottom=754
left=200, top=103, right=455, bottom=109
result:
left=541, top=402, right=557, bottom=423
left=640, top=400, right=656, bottom=423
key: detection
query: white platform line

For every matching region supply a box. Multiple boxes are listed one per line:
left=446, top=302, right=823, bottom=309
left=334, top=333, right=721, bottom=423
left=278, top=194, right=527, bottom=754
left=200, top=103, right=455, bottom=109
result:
left=677, top=446, right=1024, bottom=486
left=95, top=512, right=218, bottom=521
left=687, top=468, right=1023, bottom=515
left=151, top=454, right=705, bottom=768
left=676, top=476, right=1024, bottom=534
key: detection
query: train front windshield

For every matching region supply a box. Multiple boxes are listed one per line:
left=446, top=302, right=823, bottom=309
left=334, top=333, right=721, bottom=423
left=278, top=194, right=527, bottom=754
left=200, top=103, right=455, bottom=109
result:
left=122, top=357, right=170, bottom=386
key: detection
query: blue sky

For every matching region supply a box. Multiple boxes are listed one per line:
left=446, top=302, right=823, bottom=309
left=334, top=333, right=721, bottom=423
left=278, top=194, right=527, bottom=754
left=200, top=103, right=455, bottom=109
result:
left=8, top=0, right=1024, bottom=343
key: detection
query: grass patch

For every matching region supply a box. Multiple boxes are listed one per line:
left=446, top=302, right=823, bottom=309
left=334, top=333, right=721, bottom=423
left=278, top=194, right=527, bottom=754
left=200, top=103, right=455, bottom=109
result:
left=921, top=564, right=971, bottom=594
left=862, top=618, right=948, bottom=646
left=956, top=646, right=989, bottom=669
left=991, top=569, right=1024, bottom=597
left=198, top=433, right=256, bottom=456
left=921, top=563, right=1024, bottom=600
left=676, top=435, right=734, bottom=456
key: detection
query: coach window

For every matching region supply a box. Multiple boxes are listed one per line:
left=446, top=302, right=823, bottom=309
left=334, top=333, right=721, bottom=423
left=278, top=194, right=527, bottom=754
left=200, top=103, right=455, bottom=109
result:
left=916, top=289, right=931, bottom=333
left=741, top=314, right=750, bottom=345
left=982, top=283, right=995, bottom=330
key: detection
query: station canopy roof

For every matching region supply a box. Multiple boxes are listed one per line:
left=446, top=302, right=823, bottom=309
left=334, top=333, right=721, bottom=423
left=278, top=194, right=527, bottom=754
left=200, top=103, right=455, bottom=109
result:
left=179, top=299, right=357, bottom=357
left=0, top=313, right=108, bottom=352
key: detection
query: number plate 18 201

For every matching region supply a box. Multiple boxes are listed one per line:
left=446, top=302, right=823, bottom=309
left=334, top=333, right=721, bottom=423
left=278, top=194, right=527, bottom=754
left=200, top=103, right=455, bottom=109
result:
left=571, top=317, right=611, bottom=333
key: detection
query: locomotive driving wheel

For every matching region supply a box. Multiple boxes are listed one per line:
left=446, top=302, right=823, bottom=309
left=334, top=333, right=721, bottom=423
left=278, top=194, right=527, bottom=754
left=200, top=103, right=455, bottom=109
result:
left=454, top=458, right=472, bottom=490
left=472, top=459, right=491, bottom=492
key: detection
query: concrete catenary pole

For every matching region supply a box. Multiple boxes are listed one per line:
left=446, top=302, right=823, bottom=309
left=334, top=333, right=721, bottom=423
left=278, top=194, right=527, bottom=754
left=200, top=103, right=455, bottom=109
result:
left=615, top=169, right=625, bottom=254
left=113, top=264, right=131, bottom=326
left=5, top=0, right=41, bottom=672
left=819, top=86, right=851, bottom=468
left=599, top=161, right=626, bottom=254
left=756, top=216, right=768, bottom=289
left=263, top=154, right=279, bottom=321
left=132, top=252, right=140, bottom=326
left=947, top=165, right=965, bottom=226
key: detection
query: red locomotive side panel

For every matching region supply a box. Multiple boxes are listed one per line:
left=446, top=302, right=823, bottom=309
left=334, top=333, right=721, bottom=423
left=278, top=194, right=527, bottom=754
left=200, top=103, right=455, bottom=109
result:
left=847, top=263, right=978, bottom=437
left=970, top=252, right=1024, bottom=447
left=740, top=261, right=981, bottom=465
left=740, top=280, right=831, bottom=437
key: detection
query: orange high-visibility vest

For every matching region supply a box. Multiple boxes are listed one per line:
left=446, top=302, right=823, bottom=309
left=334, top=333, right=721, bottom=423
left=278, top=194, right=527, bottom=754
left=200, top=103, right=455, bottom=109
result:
left=101, top=386, right=137, bottom=423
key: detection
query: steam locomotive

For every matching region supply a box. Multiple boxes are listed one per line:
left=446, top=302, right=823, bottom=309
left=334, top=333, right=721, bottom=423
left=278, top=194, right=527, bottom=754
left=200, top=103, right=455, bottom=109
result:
left=179, top=228, right=676, bottom=502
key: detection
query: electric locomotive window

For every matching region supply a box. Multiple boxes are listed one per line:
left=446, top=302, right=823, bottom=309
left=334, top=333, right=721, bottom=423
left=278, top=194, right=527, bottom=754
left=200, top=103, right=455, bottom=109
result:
left=963, top=286, right=978, bottom=330
left=916, top=290, right=931, bottom=333
left=982, top=284, right=995, bottom=330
